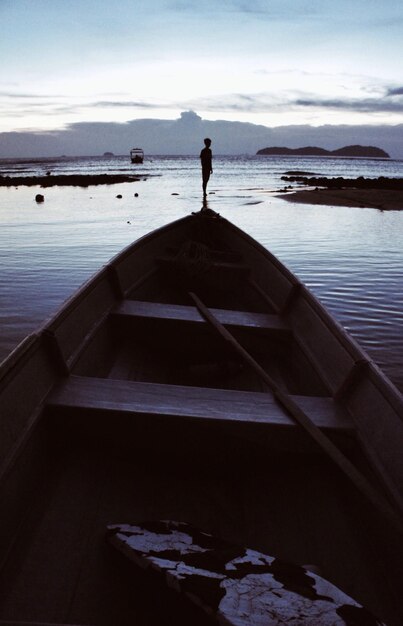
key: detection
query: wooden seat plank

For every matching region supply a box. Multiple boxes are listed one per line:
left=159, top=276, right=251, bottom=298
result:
left=112, top=300, right=290, bottom=334
left=157, top=255, right=250, bottom=273
left=47, top=376, right=353, bottom=436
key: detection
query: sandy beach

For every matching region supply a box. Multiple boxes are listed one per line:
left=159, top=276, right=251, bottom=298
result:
left=275, top=175, right=403, bottom=210
left=277, top=187, right=403, bottom=210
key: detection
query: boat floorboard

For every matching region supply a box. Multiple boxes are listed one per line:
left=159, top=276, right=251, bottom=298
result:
left=2, top=214, right=403, bottom=625
left=0, top=439, right=402, bottom=626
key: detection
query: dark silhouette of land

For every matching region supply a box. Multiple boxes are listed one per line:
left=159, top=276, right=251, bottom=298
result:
left=0, top=173, right=141, bottom=187
left=281, top=175, right=403, bottom=189
left=257, top=145, right=390, bottom=158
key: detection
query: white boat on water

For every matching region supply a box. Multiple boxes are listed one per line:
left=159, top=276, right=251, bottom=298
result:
left=130, top=147, right=144, bottom=163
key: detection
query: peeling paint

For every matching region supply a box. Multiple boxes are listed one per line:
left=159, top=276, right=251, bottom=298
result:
left=107, top=521, right=385, bottom=625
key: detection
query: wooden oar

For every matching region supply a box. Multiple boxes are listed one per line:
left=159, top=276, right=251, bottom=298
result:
left=189, top=291, right=403, bottom=535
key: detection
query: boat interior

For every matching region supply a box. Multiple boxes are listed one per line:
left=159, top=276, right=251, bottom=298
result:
left=0, top=211, right=402, bottom=625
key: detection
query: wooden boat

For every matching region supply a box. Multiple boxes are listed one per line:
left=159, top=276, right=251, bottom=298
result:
left=130, top=147, right=144, bottom=164
left=0, top=208, right=402, bottom=625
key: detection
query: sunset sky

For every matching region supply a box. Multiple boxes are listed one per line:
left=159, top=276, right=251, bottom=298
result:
left=1, top=0, right=403, bottom=134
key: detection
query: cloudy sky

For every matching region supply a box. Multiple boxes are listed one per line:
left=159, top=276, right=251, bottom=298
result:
left=1, top=0, right=403, bottom=152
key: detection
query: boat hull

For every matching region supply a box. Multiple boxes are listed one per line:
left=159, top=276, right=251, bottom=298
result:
left=130, top=148, right=144, bottom=164
left=0, top=210, right=402, bottom=625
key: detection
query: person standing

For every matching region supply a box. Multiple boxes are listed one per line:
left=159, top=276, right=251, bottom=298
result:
left=200, top=138, right=213, bottom=197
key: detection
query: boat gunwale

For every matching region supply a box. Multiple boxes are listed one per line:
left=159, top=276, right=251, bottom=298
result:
left=0, top=216, right=192, bottom=389
left=1, top=210, right=401, bottom=400
left=216, top=215, right=402, bottom=411
left=218, top=216, right=364, bottom=360
left=0, top=213, right=402, bottom=626
left=41, top=215, right=193, bottom=333
left=1, top=211, right=401, bottom=413
left=0, top=333, right=40, bottom=386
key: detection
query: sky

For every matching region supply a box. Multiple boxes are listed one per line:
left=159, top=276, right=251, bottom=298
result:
left=1, top=0, right=403, bottom=155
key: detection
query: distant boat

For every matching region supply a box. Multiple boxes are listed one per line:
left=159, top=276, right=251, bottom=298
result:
left=130, top=147, right=144, bottom=164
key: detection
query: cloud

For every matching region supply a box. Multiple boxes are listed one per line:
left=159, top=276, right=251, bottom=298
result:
left=230, top=0, right=320, bottom=18
left=182, top=88, right=403, bottom=117
left=89, top=94, right=281, bottom=115
left=184, top=93, right=283, bottom=114
left=387, top=87, right=403, bottom=96
left=167, top=0, right=321, bottom=21
left=2, top=111, right=403, bottom=159
left=0, top=97, right=171, bottom=123
left=0, top=91, right=62, bottom=99
left=178, top=110, right=202, bottom=122
left=92, top=100, right=161, bottom=109
left=3, top=85, right=403, bottom=129
left=294, top=96, right=403, bottom=113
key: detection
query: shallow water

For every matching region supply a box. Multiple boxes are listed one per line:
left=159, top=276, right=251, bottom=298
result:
left=1, top=155, right=402, bottom=391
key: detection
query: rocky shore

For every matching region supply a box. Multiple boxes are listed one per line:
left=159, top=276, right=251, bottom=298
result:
left=281, top=175, right=403, bottom=190
left=0, top=173, right=141, bottom=187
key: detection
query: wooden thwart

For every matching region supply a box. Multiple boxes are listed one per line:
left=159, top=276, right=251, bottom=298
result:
left=113, top=299, right=290, bottom=334
left=157, top=255, right=250, bottom=274
left=188, top=291, right=403, bottom=535
left=47, top=375, right=352, bottom=438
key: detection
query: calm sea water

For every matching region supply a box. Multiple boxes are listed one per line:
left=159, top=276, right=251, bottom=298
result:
left=1, top=154, right=402, bottom=392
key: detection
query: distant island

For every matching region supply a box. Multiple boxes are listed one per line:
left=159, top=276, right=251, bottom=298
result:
left=103, top=152, right=114, bottom=157
left=256, top=145, right=390, bottom=158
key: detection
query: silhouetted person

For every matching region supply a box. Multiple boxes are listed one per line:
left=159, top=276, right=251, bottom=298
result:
left=200, top=138, right=213, bottom=197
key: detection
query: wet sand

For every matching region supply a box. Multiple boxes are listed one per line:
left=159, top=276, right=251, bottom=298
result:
left=275, top=176, right=403, bottom=210
left=2, top=171, right=403, bottom=209
left=277, top=187, right=403, bottom=210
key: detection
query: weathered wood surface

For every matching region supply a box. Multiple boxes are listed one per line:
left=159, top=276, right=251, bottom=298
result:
left=189, top=292, right=403, bottom=535
left=47, top=375, right=353, bottom=435
left=157, top=254, right=251, bottom=274
left=108, top=520, right=385, bottom=625
left=1, top=209, right=403, bottom=625
left=113, top=300, right=290, bottom=335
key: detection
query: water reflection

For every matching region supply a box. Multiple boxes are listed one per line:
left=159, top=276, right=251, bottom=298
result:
left=0, top=156, right=402, bottom=392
